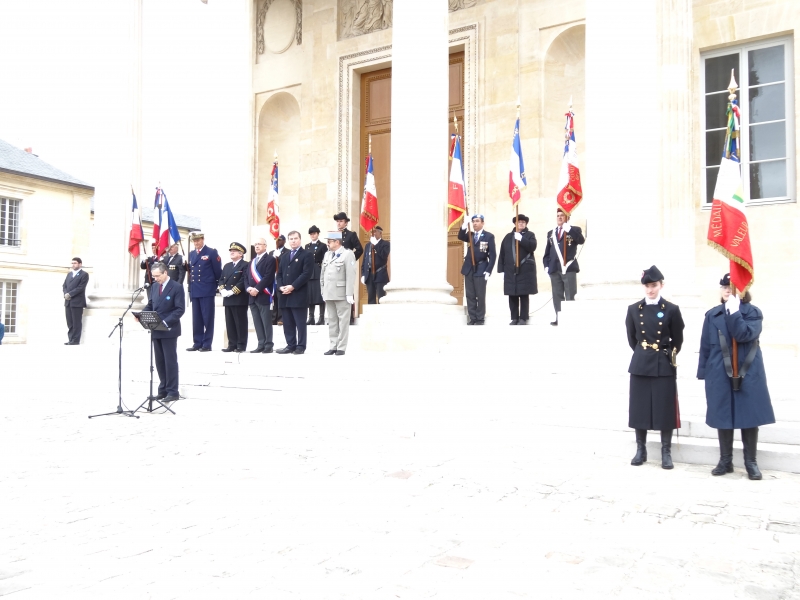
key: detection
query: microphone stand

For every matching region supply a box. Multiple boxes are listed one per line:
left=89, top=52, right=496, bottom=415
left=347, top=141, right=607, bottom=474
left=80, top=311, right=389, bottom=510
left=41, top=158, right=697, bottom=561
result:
left=88, top=285, right=147, bottom=419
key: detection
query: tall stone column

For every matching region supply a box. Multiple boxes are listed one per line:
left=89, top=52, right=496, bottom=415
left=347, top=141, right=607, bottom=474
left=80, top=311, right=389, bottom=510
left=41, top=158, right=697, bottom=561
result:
left=381, top=0, right=455, bottom=305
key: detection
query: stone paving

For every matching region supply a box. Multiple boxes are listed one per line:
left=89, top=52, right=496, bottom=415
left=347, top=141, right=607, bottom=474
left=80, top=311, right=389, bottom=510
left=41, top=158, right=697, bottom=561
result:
left=1, top=336, right=799, bottom=599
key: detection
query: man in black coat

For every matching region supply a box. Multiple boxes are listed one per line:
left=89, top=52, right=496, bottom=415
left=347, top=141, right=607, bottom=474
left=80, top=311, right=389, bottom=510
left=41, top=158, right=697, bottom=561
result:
left=275, top=231, right=314, bottom=355
left=497, top=214, right=538, bottom=325
left=361, top=225, right=390, bottom=304
left=543, top=207, right=585, bottom=326
left=271, top=235, right=289, bottom=325
left=305, top=225, right=327, bottom=325
left=62, top=257, right=89, bottom=345
left=218, top=242, right=249, bottom=352
left=139, top=261, right=185, bottom=402
left=244, top=237, right=276, bottom=353
left=334, top=212, right=363, bottom=325
left=457, top=214, right=496, bottom=325
left=164, top=243, right=186, bottom=285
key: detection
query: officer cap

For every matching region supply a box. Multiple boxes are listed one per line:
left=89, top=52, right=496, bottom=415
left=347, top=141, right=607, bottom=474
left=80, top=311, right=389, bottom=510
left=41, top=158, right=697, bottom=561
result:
left=191, top=231, right=205, bottom=239
left=513, top=214, right=529, bottom=224
left=308, top=225, right=321, bottom=234
left=720, top=273, right=731, bottom=286
left=229, top=242, right=246, bottom=254
left=641, top=265, right=664, bottom=284
left=373, top=225, right=383, bottom=231
left=333, top=212, right=350, bottom=222
left=325, top=231, right=343, bottom=240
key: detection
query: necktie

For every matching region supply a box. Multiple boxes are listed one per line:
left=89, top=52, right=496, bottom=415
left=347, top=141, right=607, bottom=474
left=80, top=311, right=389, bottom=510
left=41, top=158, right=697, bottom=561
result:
left=290, top=249, right=297, bottom=260
left=160, top=283, right=165, bottom=295
left=474, top=232, right=479, bottom=244
left=557, top=227, right=562, bottom=239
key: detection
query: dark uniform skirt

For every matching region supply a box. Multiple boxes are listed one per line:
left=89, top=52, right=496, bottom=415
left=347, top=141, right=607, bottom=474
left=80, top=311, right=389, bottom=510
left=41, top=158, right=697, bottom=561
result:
left=308, top=278, right=323, bottom=305
left=629, top=374, right=677, bottom=430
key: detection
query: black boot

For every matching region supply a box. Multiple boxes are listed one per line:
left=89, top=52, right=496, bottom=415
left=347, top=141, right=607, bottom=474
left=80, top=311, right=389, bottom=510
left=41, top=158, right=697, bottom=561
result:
left=660, top=430, right=674, bottom=470
left=306, top=307, right=315, bottom=325
left=631, top=429, right=647, bottom=466
left=711, top=429, right=734, bottom=476
left=741, top=427, right=762, bottom=480
left=316, top=303, right=325, bottom=326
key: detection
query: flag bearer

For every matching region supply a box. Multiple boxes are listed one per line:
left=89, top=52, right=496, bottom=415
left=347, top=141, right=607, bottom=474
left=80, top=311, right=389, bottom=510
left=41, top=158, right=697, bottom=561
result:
left=458, top=214, right=496, bottom=325
left=497, top=214, right=537, bottom=325
left=361, top=226, right=390, bottom=304
left=543, top=207, right=585, bottom=326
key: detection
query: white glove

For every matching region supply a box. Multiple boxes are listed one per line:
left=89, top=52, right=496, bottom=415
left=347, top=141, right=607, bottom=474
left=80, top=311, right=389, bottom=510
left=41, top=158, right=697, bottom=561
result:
left=726, top=294, right=741, bottom=314
left=272, top=249, right=280, bottom=257
left=361, top=276, right=366, bottom=284
left=223, top=289, right=234, bottom=298
left=461, top=220, right=469, bottom=230
left=64, top=293, right=70, bottom=300
left=563, top=223, right=571, bottom=233
left=514, top=232, right=522, bottom=241
left=370, top=236, right=378, bottom=246
left=484, top=272, right=490, bottom=281
left=545, top=267, right=549, bottom=275
left=346, top=295, right=354, bottom=304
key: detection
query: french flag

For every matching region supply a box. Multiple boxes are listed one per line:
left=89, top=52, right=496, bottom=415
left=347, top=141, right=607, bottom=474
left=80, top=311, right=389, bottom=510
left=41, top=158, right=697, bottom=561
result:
left=447, top=134, right=466, bottom=229
left=508, top=115, right=526, bottom=205
left=266, top=157, right=280, bottom=240
left=158, top=191, right=180, bottom=256
left=128, top=191, right=145, bottom=257
left=556, top=109, right=583, bottom=215
left=359, top=153, right=379, bottom=233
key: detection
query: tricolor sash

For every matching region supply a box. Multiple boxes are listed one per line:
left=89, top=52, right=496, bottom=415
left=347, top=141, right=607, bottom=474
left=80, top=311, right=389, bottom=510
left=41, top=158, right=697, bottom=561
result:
left=250, top=259, right=273, bottom=296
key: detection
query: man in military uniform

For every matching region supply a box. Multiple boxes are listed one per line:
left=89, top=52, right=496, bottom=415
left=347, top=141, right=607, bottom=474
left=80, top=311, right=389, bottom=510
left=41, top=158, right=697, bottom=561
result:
left=361, top=225, right=390, bottom=304
left=164, top=243, right=186, bottom=285
left=271, top=234, right=289, bottom=326
left=543, top=207, right=585, bottom=326
left=334, top=212, right=363, bottom=325
left=218, top=242, right=249, bottom=352
left=305, top=225, right=327, bottom=325
left=186, top=232, right=222, bottom=352
left=457, top=215, right=496, bottom=325
left=275, top=231, right=314, bottom=355
left=321, top=231, right=356, bottom=355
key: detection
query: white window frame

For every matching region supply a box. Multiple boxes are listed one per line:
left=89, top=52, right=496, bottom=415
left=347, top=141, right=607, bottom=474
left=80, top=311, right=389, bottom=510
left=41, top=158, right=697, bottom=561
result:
left=0, top=279, right=19, bottom=336
left=701, top=36, right=795, bottom=207
left=0, top=196, right=22, bottom=247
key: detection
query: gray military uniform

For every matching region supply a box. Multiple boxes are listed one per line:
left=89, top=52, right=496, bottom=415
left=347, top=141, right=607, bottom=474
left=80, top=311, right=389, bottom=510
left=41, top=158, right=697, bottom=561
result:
left=321, top=248, right=357, bottom=352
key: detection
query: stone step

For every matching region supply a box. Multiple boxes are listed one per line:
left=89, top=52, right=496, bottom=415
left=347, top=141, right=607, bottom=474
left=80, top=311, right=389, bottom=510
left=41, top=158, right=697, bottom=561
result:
left=678, top=416, right=800, bottom=446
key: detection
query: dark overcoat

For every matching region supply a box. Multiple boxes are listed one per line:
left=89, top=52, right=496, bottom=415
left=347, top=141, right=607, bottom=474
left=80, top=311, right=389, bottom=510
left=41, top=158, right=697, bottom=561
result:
left=341, top=228, right=364, bottom=261
left=188, top=245, right=222, bottom=299
left=305, top=240, right=327, bottom=304
left=697, top=302, right=775, bottom=429
left=362, top=239, right=391, bottom=284
left=63, top=270, right=90, bottom=308
left=497, top=228, right=538, bottom=296
left=144, top=278, right=185, bottom=339
left=276, top=247, right=313, bottom=309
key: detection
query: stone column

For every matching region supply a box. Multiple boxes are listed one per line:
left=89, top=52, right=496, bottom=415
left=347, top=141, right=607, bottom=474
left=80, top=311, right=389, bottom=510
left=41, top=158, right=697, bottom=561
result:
left=381, top=0, right=455, bottom=305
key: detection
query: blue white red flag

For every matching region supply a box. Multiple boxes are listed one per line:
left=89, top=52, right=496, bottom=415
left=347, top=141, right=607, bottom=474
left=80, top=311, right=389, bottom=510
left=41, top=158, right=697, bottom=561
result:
left=266, top=156, right=280, bottom=240
left=160, top=191, right=180, bottom=254
left=360, top=153, right=379, bottom=233
left=556, top=109, right=583, bottom=215
left=128, top=191, right=145, bottom=257
left=448, top=134, right=466, bottom=229
left=151, top=187, right=163, bottom=252
left=508, top=116, right=527, bottom=205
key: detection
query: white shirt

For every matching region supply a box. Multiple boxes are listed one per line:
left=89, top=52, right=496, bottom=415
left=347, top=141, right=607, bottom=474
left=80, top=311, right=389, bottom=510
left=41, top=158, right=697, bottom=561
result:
left=72, top=268, right=82, bottom=277
left=645, top=296, right=661, bottom=305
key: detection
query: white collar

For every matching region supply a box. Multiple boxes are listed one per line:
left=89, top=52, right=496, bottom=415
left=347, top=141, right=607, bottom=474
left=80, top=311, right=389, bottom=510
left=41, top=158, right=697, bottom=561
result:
left=196, top=245, right=205, bottom=253
left=72, top=268, right=82, bottom=275
left=645, top=296, right=661, bottom=305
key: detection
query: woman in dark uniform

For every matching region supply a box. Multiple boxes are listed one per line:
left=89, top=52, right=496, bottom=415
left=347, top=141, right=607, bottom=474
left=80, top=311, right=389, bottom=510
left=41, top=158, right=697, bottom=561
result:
left=626, top=266, right=684, bottom=469
left=697, top=274, right=775, bottom=480
left=305, top=225, right=327, bottom=325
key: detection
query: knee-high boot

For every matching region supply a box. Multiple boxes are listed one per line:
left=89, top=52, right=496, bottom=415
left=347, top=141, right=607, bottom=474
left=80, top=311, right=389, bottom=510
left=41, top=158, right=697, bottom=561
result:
left=316, top=302, right=325, bottom=325
left=631, top=429, right=647, bottom=466
left=660, top=430, right=674, bottom=470
left=741, top=427, right=762, bottom=480
left=307, top=306, right=315, bottom=325
left=711, top=429, right=734, bottom=476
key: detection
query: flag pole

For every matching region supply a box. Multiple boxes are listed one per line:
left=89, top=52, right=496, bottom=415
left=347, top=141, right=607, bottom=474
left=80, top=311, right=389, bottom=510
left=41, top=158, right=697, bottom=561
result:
left=133, top=185, right=148, bottom=258
left=369, top=135, right=376, bottom=277
left=455, top=113, right=476, bottom=268
left=514, top=101, right=520, bottom=273
left=727, top=71, right=740, bottom=379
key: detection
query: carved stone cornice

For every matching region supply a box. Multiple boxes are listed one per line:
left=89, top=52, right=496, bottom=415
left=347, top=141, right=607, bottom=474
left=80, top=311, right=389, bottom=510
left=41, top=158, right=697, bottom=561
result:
left=338, top=0, right=478, bottom=41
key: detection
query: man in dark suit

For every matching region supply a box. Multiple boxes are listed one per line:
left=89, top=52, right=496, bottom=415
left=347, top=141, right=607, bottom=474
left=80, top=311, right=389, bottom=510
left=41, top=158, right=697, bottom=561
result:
left=361, top=225, right=390, bottom=304
left=244, top=237, right=276, bottom=353
left=62, top=257, right=89, bottom=345
left=457, top=215, right=496, bottom=325
left=140, top=261, right=185, bottom=402
left=186, top=232, right=222, bottom=352
left=275, top=230, right=314, bottom=355
left=543, top=207, right=585, bottom=326
left=218, top=242, right=249, bottom=353
left=271, top=235, right=289, bottom=325
left=305, top=226, right=327, bottom=325
left=164, top=243, right=186, bottom=285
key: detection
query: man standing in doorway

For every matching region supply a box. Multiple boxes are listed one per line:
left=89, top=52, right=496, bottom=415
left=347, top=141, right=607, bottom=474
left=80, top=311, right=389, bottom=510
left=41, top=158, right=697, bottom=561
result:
left=275, top=231, right=314, bottom=355
left=244, top=237, right=276, bottom=353
left=361, top=226, right=390, bottom=304
left=543, top=207, right=585, bottom=326
left=457, top=215, right=496, bottom=325
left=63, top=257, right=89, bottom=345
left=186, top=232, right=222, bottom=351
left=321, top=231, right=357, bottom=355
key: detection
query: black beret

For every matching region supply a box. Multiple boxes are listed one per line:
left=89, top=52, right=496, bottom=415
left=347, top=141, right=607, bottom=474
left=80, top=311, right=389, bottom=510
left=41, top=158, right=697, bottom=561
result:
left=333, top=212, right=350, bottom=222
left=277, top=234, right=286, bottom=241
left=720, top=273, right=731, bottom=286
left=308, top=225, right=320, bottom=234
left=641, top=265, right=664, bottom=284
left=513, top=214, right=529, bottom=224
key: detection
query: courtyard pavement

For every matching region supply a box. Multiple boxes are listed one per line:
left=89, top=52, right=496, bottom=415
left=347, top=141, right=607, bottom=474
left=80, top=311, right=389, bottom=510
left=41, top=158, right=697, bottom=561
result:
left=1, top=327, right=799, bottom=599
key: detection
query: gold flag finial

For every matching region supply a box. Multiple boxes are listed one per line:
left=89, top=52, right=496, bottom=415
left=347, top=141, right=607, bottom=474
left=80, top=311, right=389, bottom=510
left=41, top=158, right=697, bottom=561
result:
left=728, top=70, right=738, bottom=100
left=568, top=95, right=573, bottom=111
left=453, top=111, right=459, bottom=134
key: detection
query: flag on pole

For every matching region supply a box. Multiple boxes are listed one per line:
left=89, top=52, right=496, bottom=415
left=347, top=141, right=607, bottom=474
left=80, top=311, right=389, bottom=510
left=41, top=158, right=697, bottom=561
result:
left=266, top=155, right=280, bottom=240
left=128, top=191, right=145, bottom=257
left=508, top=113, right=527, bottom=205
left=160, top=190, right=180, bottom=254
left=360, top=153, right=379, bottom=232
left=448, top=134, right=467, bottom=229
left=707, top=72, right=754, bottom=293
left=556, top=107, right=583, bottom=215
left=151, top=187, right=163, bottom=252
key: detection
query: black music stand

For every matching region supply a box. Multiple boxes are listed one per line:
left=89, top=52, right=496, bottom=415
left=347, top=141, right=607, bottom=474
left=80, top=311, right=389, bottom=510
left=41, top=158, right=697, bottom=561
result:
left=132, top=311, right=176, bottom=415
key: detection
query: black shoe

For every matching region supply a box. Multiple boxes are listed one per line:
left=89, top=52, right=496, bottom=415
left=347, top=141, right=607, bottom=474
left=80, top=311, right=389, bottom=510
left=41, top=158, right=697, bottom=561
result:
left=293, top=348, right=305, bottom=355
left=262, top=347, right=273, bottom=354
left=276, top=347, right=294, bottom=354
left=335, top=350, right=345, bottom=356
left=198, top=347, right=211, bottom=352
left=164, top=395, right=180, bottom=403
left=466, top=321, right=474, bottom=325
left=631, top=429, right=647, bottom=466
left=474, top=321, right=484, bottom=326
left=155, top=393, right=167, bottom=400
left=316, top=315, right=325, bottom=325
left=221, top=347, right=235, bottom=353
left=661, top=430, right=674, bottom=470
left=306, top=316, right=315, bottom=325
left=323, top=349, right=337, bottom=355
left=519, top=319, right=528, bottom=325
left=235, top=348, right=246, bottom=353
left=550, top=321, right=558, bottom=326
left=742, top=427, right=763, bottom=480
left=64, top=342, right=71, bottom=345
left=250, top=348, right=264, bottom=354
left=711, top=429, right=734, bottom=476
left=350, top=318, right=355, bottom=325
left=186, top=346, right=200, bottom=351
left=510, top=320, right=519, bottom=326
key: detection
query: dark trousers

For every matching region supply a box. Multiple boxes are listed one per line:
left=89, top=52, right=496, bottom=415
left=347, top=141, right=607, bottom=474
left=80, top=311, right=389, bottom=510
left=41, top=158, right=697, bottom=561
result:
left=250, top=303, right=274, bottom=350
left=550, top=272, right=577, bottom=314
left=464, top=275, right=487, bottom=322
left=508, top=295, right=530, bottom=320
left=65, top=307, right=84, bottom=344
left=153, top=336, right=179, bottom=396
left=191, top=295, right=215, bottom=349
left=272, top=289, right=283, bottom=324
left=366, top=279, right=386, bottom=304
left=224, top=305, right=249, bottom=350
left=281, top=306, right=308, bottom=350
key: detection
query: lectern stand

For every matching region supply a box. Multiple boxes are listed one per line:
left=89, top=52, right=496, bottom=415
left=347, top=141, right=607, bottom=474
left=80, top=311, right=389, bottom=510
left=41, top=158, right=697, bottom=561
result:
left=131, top=311, right=176, bottom=415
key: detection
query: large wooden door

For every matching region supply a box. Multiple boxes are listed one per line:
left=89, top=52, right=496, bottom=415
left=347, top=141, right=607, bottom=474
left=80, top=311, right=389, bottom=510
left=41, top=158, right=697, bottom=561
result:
left=358, top=53, right=466, bottom=313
